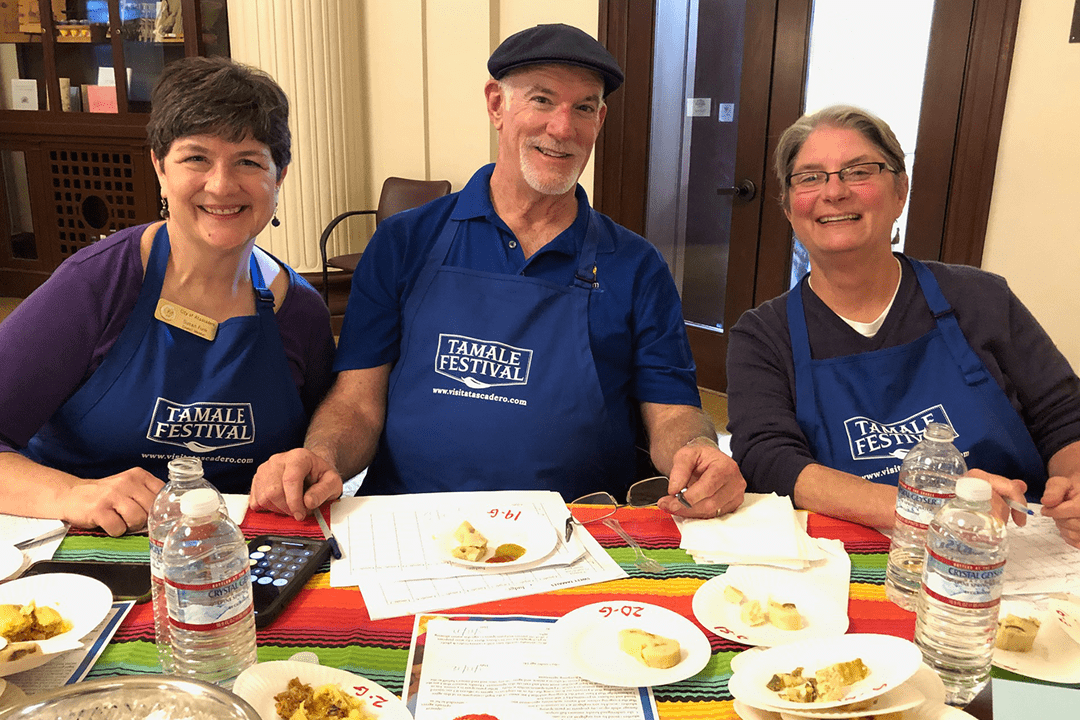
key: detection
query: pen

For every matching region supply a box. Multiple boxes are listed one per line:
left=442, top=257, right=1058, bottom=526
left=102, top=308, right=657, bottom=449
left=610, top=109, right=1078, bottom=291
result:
left=314, top=507, right=343, bottom=559
left=675, top=488, right=693, bottom=509
left=1003, top=498, right=1035, bottom=517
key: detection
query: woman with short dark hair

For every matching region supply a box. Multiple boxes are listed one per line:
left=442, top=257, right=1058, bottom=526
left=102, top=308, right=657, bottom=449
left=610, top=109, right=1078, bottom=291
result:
left=727, top=105, right=1080, bottom=547
left=0, top=57, right=334, bottom=535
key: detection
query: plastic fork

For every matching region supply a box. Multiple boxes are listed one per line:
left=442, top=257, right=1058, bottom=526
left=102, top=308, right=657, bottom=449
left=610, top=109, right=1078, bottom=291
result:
left=602, top=517, right=665, bottom=573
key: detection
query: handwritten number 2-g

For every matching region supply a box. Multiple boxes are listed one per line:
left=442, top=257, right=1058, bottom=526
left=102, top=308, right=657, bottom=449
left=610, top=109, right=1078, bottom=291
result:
left=351, top=687, right=388, bottom=707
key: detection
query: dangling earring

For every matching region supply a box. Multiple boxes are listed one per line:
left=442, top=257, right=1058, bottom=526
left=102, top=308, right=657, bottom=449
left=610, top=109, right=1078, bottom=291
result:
left=271, top=198, right=280, bottom=227
left=891, top=225, right=900, bottom=245
left=160, top=197, right=169, bottom=219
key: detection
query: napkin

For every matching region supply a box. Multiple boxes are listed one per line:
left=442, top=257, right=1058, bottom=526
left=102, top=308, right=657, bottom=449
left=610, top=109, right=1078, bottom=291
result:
left=674, top=492, right=825, bottom=568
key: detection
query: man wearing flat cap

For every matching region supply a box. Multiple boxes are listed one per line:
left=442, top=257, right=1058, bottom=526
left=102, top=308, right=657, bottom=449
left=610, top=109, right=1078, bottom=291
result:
left=252, top=23, right=746, bottom=520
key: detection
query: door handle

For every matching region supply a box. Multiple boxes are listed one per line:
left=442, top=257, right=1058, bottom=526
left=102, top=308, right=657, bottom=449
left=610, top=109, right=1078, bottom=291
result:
left=716, top=179, right=756, bottom=201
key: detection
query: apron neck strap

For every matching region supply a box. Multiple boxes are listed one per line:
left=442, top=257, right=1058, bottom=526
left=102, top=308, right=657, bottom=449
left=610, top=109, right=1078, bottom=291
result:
left=249, top=250, right=275, bottom=308
left=572, top=210, right=602, bottom=289
left=908, top=256, right=987, bottom=386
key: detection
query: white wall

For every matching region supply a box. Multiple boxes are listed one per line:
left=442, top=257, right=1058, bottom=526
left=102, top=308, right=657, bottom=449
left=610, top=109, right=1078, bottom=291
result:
left=359, top=0, right=597, bottom=249
left=983, top=0, right=1080, bottom=370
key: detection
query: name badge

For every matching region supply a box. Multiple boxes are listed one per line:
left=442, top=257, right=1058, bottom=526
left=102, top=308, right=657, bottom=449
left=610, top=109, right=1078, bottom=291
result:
left=154, top=299, right=218, bottom=341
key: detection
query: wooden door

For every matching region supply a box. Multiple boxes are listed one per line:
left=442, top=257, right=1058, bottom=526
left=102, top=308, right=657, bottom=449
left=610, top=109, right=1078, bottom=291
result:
left=597, top=0, right=1020, bottom=393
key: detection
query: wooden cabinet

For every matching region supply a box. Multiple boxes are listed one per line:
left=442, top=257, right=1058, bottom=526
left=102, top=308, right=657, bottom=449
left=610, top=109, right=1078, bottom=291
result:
left=0, top=0, right=228, bottom=295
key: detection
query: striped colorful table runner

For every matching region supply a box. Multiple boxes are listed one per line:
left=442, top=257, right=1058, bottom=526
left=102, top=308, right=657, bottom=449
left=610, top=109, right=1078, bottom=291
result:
left=55, top=506, right=912, bottom=719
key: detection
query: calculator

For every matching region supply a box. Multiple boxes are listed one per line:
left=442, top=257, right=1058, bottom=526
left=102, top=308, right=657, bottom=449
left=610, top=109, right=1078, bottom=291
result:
left=247, top=534, right=332, bottom=627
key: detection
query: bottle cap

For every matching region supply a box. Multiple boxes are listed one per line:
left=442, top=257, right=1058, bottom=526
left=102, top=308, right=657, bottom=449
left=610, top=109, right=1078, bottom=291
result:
left=179, top=487, right=221, bottom=517
left=956, top=476, right=992, bottom=502
left=923, top=423, right=958, bottom=442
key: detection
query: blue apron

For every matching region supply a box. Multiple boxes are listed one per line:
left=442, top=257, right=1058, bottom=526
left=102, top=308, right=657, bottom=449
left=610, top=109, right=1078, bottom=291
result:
left=362, top=205, right=635, bottom=499
left=789, top=256, right=1046, bottom=496
left=24, top=224, right=307, bottom=493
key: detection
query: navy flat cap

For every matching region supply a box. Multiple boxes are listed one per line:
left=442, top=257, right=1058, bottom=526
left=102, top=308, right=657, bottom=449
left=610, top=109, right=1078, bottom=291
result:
left=488, top=23, right=624, bottom=96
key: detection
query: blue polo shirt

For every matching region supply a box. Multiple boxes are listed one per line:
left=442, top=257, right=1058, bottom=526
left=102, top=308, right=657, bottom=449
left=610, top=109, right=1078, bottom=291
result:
left=335, top=164, right=700, bottom=416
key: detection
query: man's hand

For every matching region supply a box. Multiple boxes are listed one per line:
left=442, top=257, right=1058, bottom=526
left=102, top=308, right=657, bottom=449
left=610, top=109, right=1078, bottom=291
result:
left=250, top=448, right=343, bottom=521
left=660, top=436, right=746, bottom=519
left=59, top=469, right=163, bottom=536
left=1041, top=475, right=1080, bottom=548
left=964, top=469, right=1030, bottom=527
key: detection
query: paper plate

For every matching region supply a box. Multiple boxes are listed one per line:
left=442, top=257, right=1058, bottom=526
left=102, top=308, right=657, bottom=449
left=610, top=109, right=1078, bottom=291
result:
left=992, top=598, right=1080, bottom=683
left=692, top=573, right=848, bottom=647
left=1050, top=593, right=1080, bottom=648
left=435, top=510, right=557, bottom=570
left=728, top=633, right=922, bottom=711
left=233, top=660, right=411, bottom=720
left=0, top=572, right=112, bottom=676
left=0, top=545, right=23, bottom=582
left=734, top=700, right=781, bottom=720
left=547, top=601, right=711, bottom=687
left=731, top=646, right=768, bottom=674
left=423, top=701, right=555, bottom=720
left=775, top=663, right=943, bottom=719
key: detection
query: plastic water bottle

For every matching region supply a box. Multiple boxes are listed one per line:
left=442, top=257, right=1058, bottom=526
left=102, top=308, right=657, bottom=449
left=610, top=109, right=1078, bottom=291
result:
left=162, top=487, right=256, bottom=688
left=885, top=423, right=967, bottom=610
left=148, top=457, right=223, bottom=673
left=914, top=476, right=1007, bottom=705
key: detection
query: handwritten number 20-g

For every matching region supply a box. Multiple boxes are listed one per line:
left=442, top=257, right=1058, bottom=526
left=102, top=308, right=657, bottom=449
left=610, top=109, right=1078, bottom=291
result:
left=599, top=605, right=643, bottom=618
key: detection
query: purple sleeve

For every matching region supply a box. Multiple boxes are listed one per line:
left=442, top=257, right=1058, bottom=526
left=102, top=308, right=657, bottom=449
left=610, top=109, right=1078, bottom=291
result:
left=276, top=272, right=336, bottom=416
left=0, top=230, right=144, bottom=453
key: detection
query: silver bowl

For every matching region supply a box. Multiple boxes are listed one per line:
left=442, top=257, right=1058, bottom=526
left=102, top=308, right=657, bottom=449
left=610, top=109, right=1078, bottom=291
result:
left=0, top=675, right=261, bottom=720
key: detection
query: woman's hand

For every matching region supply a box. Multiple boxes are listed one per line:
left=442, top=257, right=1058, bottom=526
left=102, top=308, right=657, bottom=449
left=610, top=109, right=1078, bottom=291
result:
left=1041, top=475, right=1080, bottom=548
left=59, top=469, right=164, bottom=536
left=963, top=469, right=1030, bottom=526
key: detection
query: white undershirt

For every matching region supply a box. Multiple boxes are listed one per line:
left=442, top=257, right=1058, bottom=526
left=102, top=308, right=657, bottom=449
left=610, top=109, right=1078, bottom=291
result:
left=810, top=257, right=902, bottom=338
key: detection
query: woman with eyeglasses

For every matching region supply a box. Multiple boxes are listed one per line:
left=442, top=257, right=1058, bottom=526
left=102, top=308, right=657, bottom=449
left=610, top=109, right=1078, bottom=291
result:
left=726, top=105, right=1080, bottom=548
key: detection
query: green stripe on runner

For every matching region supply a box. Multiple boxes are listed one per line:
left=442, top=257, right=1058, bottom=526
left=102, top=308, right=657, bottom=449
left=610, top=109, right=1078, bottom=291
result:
left=55, top=534, right=151, bottom=563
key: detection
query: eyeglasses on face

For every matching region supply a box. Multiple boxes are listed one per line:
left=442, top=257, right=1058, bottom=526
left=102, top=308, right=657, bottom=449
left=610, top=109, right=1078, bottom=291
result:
left=786, top=161, right=896, bottom=192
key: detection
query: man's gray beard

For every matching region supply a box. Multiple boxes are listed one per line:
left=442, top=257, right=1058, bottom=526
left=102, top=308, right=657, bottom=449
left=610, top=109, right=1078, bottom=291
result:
left=521, top=162, right=579, bottom=195
left=520, top=142, right=582, bottom=195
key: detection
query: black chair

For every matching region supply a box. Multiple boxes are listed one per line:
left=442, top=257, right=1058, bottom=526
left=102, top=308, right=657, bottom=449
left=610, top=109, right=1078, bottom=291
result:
left=319, top=176, right=452, bottom=304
